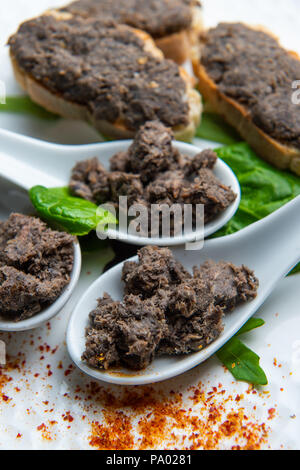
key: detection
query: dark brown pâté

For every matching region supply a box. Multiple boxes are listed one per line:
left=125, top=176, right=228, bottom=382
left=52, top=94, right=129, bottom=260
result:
left=9, top=16, right=190, bottom=130
left=60, top=0, right=199, bottom=39
left=83, top=246, right=259, bottom=370
left=69, top=121, right=237, bottom=235
left=0, top=214, right=74, bottom=321
left=201, top=23, right=300, bottom=149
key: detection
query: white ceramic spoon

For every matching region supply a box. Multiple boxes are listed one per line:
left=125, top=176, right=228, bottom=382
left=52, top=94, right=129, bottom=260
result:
left=0, top=128, right=240, bottom=246
left=67, top=196, right=300, bottom=385
left=0, top=241, right=81, bottom=332
left=0, top=146, right=82, bottom=332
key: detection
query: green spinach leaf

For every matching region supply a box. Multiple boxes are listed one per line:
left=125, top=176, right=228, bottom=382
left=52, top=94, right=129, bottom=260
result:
left=235, top=318, right=265, bottom=336
left=196, top=119, right=300, bottom=273
left=29, top=186, right=117, bottom=236
left=216, top=337, right=268, bottom=386
left=196, top=112, right=241, bottom=145
left=0, top=96, right=59, bottom=120
left=216, top=318, right=267, bottom=385
left=213, top=143, right=300, bottom=274
left=290, top=265, right=300, bottom=275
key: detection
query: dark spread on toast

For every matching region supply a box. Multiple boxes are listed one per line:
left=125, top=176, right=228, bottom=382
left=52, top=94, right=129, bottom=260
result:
left=60, top=0, right=199, bottom=39
left=0, top=214, right=74, bottom=321
left=83, top=246, right=258, bottom=371
left=9, top=16, right=190, bottom=130
left=201, top=23, right=300, bottom=149
left=69, top=121, right=237, bottom=235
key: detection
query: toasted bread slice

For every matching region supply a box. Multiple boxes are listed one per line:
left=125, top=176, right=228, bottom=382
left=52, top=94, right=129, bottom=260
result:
left=58, top=0, right=204, bottom=65
left=155, top=2, right=203, bottom=64
left=9, top=14, right=202, bottom=141
left=193, top=23, right=300, bottom=176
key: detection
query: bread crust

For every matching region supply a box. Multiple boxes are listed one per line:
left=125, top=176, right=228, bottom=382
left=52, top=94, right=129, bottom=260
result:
left=155, top=3, right=203, bottom=64
left=193, top=28, right=300, bottom=176
left=10, top=21, right=202, bottom=142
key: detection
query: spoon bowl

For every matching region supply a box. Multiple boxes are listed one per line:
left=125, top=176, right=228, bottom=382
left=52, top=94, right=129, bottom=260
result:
left=67, top=197, right=300, bottom=385
left=0, top=176, right=82, bottom=332
left=0, top=128, right=241, bottom=246
left=0, top=240, right=82, bottom=332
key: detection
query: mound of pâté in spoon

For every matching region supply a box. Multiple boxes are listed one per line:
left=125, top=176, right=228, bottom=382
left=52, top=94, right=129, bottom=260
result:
left=0, top=213, right=74, bottom=321
left=69, top=121, right=237, bottom=236
left=83, top=246, right=259, bottom=371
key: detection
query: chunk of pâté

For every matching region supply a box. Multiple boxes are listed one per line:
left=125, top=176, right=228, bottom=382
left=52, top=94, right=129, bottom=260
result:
left=83, top=246, right=258, bottom=370
left=0, top=213, right=74, bottom=321
left=70, top=121, right=237, bottom=234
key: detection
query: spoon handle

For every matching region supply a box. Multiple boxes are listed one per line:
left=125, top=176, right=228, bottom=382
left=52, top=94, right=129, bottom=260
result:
left=0, top=128, right=119, bottom=186
left=244, top=195, right=299, bottom=262
left=212, top=195, right=300, bottom=283
left=0, top=128, right=71, bottom=187
left=0, top=150, right=62, bottom=190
